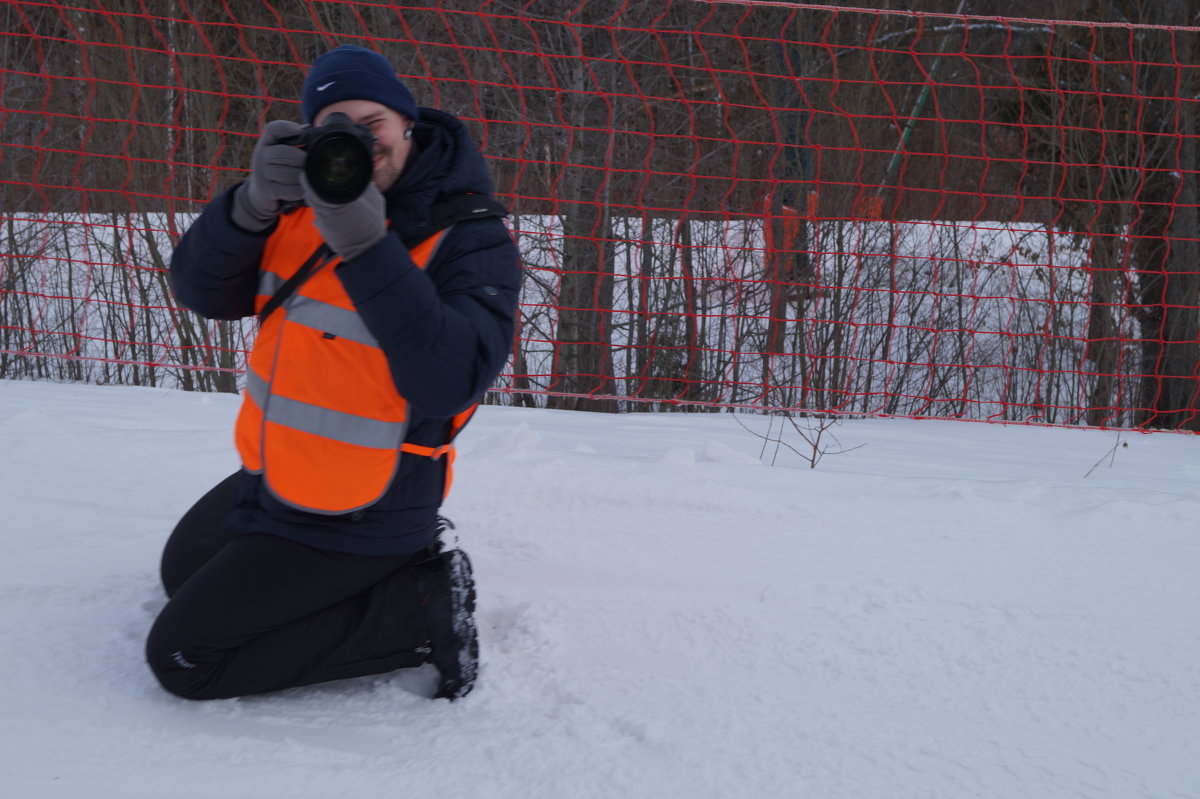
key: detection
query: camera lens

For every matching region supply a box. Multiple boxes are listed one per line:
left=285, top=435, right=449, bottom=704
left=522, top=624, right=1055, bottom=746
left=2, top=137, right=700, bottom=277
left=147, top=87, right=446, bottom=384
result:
left=305, top=129, right=373, bottom=204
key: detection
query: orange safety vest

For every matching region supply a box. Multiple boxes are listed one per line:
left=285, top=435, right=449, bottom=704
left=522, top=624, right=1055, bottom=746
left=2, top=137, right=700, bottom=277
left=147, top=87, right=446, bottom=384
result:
left=234, top=207, right=475, bottom=515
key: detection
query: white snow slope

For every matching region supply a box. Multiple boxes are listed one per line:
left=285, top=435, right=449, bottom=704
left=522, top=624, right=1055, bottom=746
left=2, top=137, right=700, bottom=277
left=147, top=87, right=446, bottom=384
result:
left=1, top=378, right=1197, bottom=799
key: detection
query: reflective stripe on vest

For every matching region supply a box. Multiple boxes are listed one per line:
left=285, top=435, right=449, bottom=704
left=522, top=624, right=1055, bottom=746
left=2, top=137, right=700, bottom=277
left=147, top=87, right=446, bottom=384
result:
left=244, top=369, right=408, bottom=449
left=258, top=271, right=380, bottom=348
left=234, top=208, right=455, bottom=514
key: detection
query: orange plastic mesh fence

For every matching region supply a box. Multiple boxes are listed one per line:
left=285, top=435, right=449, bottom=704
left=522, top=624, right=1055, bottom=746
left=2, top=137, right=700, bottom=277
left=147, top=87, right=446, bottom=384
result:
left=2, top=1, right=1198, bottom=429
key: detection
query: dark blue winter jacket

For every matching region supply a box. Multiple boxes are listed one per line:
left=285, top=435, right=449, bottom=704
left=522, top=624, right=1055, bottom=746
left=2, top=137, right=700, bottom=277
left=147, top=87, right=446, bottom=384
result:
left=169, top=108, right=520, bottom=555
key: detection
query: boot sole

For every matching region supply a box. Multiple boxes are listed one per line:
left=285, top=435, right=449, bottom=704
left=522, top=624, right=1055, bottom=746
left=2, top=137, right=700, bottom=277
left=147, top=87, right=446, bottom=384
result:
left=431, top=550, right=478, bottom=700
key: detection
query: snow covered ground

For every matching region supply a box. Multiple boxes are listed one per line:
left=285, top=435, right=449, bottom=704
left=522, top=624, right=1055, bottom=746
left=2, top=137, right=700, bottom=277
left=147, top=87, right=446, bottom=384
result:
left=1, top=378, right=1197, bottom=798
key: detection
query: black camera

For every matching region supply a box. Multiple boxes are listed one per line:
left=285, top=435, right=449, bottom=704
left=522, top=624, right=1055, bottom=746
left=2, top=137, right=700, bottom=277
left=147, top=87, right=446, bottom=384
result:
left=282, top=112, right=376, bottom=204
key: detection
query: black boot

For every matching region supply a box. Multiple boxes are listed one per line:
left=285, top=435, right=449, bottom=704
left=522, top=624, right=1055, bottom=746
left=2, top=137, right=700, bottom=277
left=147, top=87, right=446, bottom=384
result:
left=419, top=549, right=479, bottom=700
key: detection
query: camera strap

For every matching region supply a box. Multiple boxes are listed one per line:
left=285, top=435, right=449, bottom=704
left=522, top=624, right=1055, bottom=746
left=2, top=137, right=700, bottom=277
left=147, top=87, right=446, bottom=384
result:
left=258, top=242, right=333, bottom=323
left=259, top=194, right=506, bottom=324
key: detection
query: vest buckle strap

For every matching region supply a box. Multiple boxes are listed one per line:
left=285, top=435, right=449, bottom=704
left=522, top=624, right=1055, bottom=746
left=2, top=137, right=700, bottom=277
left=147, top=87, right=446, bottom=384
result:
left=400, top=442, right=454, bottom=460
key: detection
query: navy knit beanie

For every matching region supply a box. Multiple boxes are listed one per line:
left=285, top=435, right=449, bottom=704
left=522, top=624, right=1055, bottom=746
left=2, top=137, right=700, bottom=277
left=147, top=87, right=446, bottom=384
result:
left=301, top=45, right=419, bottom=124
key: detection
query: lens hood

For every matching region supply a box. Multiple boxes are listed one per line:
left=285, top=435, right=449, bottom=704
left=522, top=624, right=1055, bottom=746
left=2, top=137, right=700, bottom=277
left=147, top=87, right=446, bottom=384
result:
left=299, top=113, right=376, bottom=204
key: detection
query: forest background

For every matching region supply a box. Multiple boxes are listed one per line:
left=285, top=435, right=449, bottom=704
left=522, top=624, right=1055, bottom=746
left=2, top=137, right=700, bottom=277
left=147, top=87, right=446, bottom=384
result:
left=2, top=0, right=1198, bottom=430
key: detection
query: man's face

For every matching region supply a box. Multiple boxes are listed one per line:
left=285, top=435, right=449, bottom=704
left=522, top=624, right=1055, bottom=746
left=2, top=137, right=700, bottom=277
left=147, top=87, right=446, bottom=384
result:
left=314, top=99, right=413, bottom=192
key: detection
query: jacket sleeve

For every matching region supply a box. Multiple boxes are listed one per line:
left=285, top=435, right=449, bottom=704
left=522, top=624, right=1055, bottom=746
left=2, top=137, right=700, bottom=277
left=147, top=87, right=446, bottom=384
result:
left=334, top=217, right=520, bottom=418
left=169, top=185, right=271, bottom=320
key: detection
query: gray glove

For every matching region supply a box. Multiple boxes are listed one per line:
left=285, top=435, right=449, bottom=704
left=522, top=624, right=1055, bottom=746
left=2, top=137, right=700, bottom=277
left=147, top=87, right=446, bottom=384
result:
left=301, top=174, right=387, bottom=262
left=231, top=120, right=306, bottom=232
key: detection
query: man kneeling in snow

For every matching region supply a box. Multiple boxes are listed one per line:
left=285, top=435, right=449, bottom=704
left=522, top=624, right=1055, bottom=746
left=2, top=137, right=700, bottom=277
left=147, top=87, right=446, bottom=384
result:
left=145, top=45, right=519, bottom=701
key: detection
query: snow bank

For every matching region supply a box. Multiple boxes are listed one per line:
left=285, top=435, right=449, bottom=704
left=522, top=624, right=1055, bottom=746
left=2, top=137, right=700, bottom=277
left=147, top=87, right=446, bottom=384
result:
left=0, top=379, right=1196, bottom=798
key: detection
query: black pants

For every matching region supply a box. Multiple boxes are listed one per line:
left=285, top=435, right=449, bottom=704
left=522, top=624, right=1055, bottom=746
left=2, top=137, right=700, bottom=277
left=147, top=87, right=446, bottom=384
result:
left=145, top=473, right=430, bottom=700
